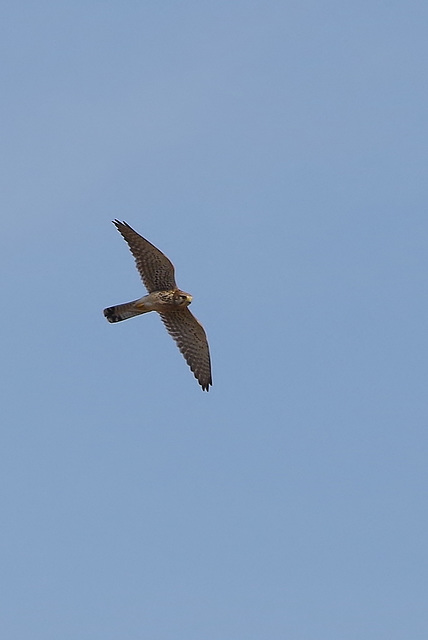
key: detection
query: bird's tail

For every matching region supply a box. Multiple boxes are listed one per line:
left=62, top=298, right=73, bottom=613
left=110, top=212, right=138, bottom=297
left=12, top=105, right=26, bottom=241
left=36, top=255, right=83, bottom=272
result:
left=103, top=299, right=150, bottom=323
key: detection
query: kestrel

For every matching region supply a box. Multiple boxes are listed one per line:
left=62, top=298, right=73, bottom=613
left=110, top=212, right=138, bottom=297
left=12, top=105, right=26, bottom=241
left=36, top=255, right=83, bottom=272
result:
left=103, top=220, right=212, bottom=391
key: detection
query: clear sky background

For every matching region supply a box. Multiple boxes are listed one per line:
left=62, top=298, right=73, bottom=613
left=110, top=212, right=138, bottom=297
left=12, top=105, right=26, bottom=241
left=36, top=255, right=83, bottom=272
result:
left=1, top=2, right=427, bottom=638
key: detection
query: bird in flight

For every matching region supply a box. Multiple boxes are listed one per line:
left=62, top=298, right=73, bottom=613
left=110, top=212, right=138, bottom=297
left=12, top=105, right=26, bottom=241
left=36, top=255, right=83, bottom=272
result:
left=103, top=220, right=212, bottom=391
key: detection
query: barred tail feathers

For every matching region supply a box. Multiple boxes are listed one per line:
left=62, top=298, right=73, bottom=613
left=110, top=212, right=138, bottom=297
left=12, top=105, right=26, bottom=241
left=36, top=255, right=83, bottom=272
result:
left=103, top=299, right=150, bottom=323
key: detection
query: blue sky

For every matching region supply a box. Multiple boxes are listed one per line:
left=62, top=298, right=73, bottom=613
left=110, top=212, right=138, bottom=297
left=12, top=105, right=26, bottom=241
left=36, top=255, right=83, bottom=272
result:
left=1, top=2, right=427, bottom=638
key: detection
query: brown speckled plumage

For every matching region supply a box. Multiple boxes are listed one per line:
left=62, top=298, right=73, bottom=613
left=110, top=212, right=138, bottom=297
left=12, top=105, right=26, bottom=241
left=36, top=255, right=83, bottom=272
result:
left=103, top=220, right=212, bottom=391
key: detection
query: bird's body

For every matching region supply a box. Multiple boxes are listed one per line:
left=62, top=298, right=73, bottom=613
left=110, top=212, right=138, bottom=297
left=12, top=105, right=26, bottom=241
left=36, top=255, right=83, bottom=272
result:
left=103, top=221, right=212, bottom=391
left=104, top=289, right=193, bottom=321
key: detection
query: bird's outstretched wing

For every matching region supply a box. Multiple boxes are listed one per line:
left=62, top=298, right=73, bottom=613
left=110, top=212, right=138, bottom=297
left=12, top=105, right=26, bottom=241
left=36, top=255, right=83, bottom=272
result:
left=159, top=309, right=212, bottom=391
left=113, top=220, right=177, bottom=293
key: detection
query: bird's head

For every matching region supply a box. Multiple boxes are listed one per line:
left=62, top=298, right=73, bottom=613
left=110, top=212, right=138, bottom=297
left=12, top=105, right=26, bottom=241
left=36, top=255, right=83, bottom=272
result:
left=174, top=290, right=193, bottom=307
